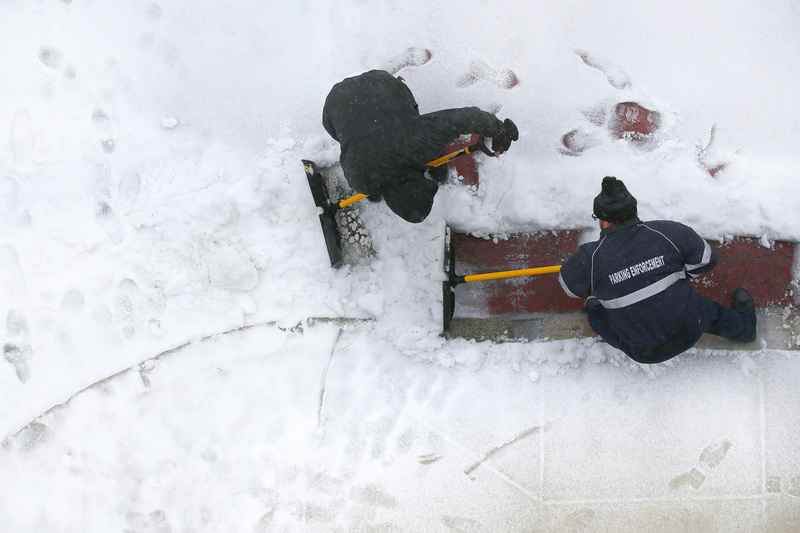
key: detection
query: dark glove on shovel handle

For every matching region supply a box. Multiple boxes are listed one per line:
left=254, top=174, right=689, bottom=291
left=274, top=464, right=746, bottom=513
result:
left=491, top=118, right=519, bottom=155
left=503, top=118, right=519, bottom=141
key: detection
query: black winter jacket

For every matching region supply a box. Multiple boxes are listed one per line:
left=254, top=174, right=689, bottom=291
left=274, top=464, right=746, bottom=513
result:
left=558, top=219, right=717, bottom=348
left=322, top=70, right=506, bottom=196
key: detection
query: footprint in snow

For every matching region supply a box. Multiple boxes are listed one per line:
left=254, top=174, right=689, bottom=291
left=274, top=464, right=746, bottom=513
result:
left=668, top=440, right=732, bottom=491
left=575, top=49, right=632, bottom=90
left=385, top=47, right=432, bottom=75
left=92, top=109, right=116, bottom=153
left=140, top=4, right=163, bottom=50
left=696, top=125, right=733, bottom=178
left=4, top=310, right=32, bottom=383
left=125, top=510, right=172, bottom=533
left=559, top=127, right=603, bottom=156
left=114, top=279, right=139, bottom=340
left=53, top=289, right=86, bottom=345
left=456, top=59, right=519, bottom=89
left=146, top=3, right=163, bottom=20
left=787, top=475, right=800, bottom=498
left=115, top=171, right=141, bottom=215
left=3, top=344, right=31, bottom=383
left=668, top=467, right=707, bottom=491
left=0, top=245, right=28, bottom=299
left=38, top=47, right=65, bottom=70
left=767, top=475, right=781, bottom=493
left=0, top=176, right=22, bottom=215
left=699, top=440, right=731, bottom=470
left=560, top=51, right=667, bottom=155
left=38, top=46, right=76, bottom=79
left=95, top=202, right=124, bottom=244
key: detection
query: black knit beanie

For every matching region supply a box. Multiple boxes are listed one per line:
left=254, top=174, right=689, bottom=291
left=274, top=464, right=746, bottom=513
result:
left=593, top=176, right=637, bottom=223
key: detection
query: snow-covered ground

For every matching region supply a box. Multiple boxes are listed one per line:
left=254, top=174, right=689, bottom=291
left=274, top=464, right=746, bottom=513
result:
left=1, top=0, right=799, bottom=530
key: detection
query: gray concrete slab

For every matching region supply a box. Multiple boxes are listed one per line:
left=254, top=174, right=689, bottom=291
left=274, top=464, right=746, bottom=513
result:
left=449, top=311, right=800, bottom=351
left=6, top=321, right=799, bottom=531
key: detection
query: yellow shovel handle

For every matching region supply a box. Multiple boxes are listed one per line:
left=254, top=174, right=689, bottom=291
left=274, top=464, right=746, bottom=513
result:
left=462, top=265, right=562, bottom=283
left=338, top=194, right=368, bottom=208
left=428, top=144, right=482, bottom=167
left=335, top=142, right=492, bottom=209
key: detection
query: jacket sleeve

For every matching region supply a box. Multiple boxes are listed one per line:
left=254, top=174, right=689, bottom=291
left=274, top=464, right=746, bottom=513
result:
left=661, top=221, right=717, bottom=278
left=558, top=247, right=593, bottom=298
left=419, top=107, right=506, bottom=142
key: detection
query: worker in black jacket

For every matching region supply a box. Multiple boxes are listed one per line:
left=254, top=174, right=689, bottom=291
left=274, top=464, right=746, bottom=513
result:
left=558, top=176, right=757, bottom=364
left=322, top=70, right=518, bottom=223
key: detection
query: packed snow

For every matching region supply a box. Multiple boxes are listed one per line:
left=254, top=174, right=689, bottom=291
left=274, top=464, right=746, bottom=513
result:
left=1, top=0, right=799, bottom=530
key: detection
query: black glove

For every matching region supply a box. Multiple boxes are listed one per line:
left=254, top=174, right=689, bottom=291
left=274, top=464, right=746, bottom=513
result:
left=490, top=118, right=519, bottom=154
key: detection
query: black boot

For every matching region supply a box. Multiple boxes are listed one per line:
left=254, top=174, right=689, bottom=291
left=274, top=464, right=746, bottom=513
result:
left=732, top=287, right=755, bottom=313
left=732, top=287, right=757, bottom=342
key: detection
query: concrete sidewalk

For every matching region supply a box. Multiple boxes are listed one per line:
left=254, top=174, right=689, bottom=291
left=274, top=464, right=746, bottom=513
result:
left=4, top=319, right=799, bottom=531
left=329, top=323, right=800, bottom=531
left=449, top=311, right=800, bottom=351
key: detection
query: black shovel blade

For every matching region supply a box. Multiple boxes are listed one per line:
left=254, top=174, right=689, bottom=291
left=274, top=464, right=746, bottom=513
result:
left=443, top=281, right=456, bottom=336
left=303, top=160, right=344, bottom=268
left=442, top=226, right=457, bottom=336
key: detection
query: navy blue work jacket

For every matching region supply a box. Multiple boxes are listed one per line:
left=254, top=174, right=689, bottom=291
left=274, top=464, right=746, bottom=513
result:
left=559, top=218, right=717, bottom=348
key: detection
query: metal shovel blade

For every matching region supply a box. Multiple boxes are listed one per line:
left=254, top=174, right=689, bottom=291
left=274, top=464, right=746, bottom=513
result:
left=442, top=226, right=457, bottom=336
left=303, top=160, right=344, bottom=268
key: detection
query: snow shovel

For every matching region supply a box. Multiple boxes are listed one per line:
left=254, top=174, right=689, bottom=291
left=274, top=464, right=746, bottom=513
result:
left=303, top=141, right=495, bottom=268
left=441, top=226, right=562, bottom=335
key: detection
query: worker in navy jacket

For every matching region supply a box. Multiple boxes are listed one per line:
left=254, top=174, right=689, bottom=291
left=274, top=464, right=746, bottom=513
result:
left=558, top=176, right=757, bottom=364
left=322, top=70, right=518, bottom=223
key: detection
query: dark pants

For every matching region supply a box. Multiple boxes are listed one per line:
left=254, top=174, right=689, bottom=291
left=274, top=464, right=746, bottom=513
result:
left=588, top=296, right=757, bottom=364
